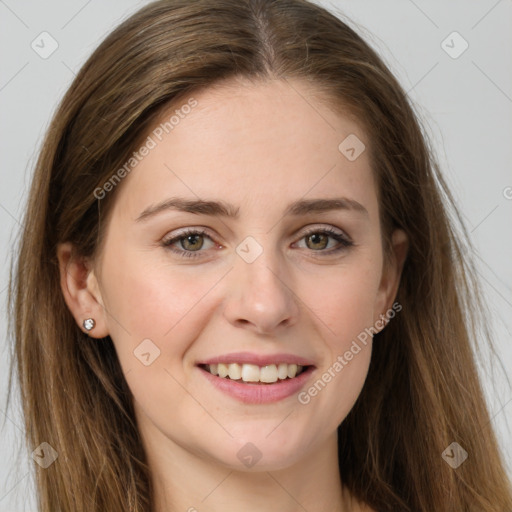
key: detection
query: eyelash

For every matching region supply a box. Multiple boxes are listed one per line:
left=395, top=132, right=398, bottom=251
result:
left=161, top=227, right=354, bottom=259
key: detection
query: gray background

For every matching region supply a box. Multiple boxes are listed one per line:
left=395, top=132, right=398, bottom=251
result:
left=1, top=1, right=511, bottom=510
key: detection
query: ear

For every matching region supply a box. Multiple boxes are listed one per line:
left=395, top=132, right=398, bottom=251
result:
left=56, top=242, right=109, bottom=338
left=373, top=228, right=408, bottom=330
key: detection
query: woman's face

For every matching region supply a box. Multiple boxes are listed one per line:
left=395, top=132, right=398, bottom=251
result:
left=79, top=77, right=404, bottom=471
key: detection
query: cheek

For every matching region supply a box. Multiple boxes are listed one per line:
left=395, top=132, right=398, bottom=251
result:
left=294, top=263, right=379, bottom=430
left=305, top=256, right=382, bottom=349
left=99, top=246, right=222, bottom=365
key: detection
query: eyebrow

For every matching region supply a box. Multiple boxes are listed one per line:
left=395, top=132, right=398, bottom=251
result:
left=135, top=196, right=368, bottom=222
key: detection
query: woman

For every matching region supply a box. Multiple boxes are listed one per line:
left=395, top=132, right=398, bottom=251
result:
left=8, top=0, right=512, bottom=510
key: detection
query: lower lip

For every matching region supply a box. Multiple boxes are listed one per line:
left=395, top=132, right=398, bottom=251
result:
left=198, top=366, right=315, bottom=404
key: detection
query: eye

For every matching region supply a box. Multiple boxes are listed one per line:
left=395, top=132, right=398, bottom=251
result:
left=162, top=228, right=216, bottom=258
left=161, top=226, right=353, bottom=259
left=294, top=226, right=353, bottom=255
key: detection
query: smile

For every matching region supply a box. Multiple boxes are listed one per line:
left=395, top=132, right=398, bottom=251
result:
left=197, top=363, right=315, bottom=404
left=201, top=362, right=307, bottom=384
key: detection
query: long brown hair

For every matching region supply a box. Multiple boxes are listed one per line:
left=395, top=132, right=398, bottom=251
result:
left=7, top=0, right=512, bottom=510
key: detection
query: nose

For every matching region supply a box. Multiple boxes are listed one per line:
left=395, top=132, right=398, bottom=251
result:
left=223, top=242, right=300, bottom=336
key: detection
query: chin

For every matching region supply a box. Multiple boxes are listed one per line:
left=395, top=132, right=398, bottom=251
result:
left=205, top=426, right=317, bottom=472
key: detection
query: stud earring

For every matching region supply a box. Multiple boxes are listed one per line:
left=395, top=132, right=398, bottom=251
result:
left=83, top=318, right=96, bottom=331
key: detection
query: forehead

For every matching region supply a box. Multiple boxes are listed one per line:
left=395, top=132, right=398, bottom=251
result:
left=109, top=77, right=377, bottom=222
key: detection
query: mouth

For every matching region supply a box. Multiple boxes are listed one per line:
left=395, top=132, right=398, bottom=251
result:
left=198, top=362, right=311, bottom=385
left=196, top=359, right=316, bottom=404
left=195, top=352, right=316, bottom=403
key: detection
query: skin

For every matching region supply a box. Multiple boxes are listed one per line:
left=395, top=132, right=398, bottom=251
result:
left=58, top=77, right=408, bottom=512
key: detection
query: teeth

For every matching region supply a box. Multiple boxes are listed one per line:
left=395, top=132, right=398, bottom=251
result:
left=217, top=363, right=228, bottom=378
left=287, top=364, right=298, bottom=379
left=241, top=364, right=260, bottom=382
left=277, top=363, right=288, bottom=380
left=260, top=364, right=278, bottom=383
left=228, top=363, right=242, bottom=380
left=204, top=363, right=305, bottom=383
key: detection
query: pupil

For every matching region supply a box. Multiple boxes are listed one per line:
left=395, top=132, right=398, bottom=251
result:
left=309, top=233, right=327, bottom=249
left=185, top=234, right=202, bottom=250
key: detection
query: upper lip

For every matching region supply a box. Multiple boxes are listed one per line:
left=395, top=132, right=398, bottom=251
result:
left=197, top=352, right=315, bottom=367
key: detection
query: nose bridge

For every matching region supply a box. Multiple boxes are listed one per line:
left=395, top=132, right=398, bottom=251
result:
left=235, top=234, right=284, bottom=286
left=225, top=234, right=299, bottom=333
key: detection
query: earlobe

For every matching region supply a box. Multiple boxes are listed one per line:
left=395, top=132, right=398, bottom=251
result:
left=56, top=242, right=109, bottom=338
left=374, top=228, right=409, bottom=329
